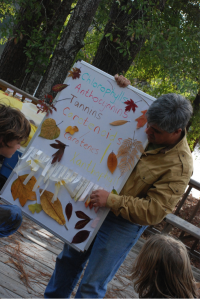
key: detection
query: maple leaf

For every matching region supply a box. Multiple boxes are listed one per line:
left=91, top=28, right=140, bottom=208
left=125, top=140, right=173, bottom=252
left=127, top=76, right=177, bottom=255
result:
left=124, top=99, right=138, bottom=113
left=11, top=174, right=37, bottom=207
left=68, top=67, right=81, bottom=79
left=50, top=139, right=68, bottom=164
left=135, top=110, right=148, bottom=129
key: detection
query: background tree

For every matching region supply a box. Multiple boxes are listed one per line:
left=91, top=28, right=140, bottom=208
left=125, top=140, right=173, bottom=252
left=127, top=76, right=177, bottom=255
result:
left=21, top=0, right=75, bottom=94
left=0, top=0, right=74, bottom=88
left=35, top=0, right=102, bottom=100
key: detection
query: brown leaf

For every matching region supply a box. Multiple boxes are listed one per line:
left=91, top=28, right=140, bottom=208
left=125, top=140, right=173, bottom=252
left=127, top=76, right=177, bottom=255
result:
left=52, top=84, right=68, bottom=92
left=109, top=120, right=129, bottom=126
left=135, top=110, right=148, bottom=129
left=75, top=211, right=90, bottom=220
left=71, top=230, right=90, bottom=244
left=68, top=67, right=81, bottom=79
left=11, top=175, right=37, bottom=207
left=107, top=151, right=118, bottom=174
left=40, top=189, right=66, bottom=225
left=50, top=140, right=68, bottom=164
left=39, top=118, right=60, bottom=140
left=75, top=219, right=91, bottom=229
left=65, top=203, right=72, bottom=221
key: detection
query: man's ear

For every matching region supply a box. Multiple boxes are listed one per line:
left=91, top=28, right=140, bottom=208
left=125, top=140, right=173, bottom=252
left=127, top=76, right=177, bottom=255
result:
left=173, top=128, right=182, bottom=135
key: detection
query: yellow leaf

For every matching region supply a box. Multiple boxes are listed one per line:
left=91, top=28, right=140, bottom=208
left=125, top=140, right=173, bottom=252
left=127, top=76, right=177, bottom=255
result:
left=39, top=118, right=60, bottom=140
left=40, top=189, right=66, bottom=225
left=111, top=188, right=118, bottom=195
left=107, top=151, right=118, bottom=174
left=11, top=174, right=37, bottom=207
left=110, top=120, right=129, bottom=126
left=65, top=126, right=79, bottom=135
left=28, top=203, right=42, bottom=214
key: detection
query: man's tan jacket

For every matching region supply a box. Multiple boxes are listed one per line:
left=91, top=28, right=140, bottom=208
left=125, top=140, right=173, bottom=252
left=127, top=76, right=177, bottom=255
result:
left=106, top=133, right=193, bottom=226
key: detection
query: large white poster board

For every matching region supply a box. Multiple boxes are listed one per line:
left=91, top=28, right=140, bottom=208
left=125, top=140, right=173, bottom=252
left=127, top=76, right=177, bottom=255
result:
left=1, top=61, right=155, bottom=251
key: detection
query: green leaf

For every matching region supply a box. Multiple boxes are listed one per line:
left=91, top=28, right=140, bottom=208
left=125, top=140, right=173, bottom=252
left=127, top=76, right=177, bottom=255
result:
left=28, top=203, right=43, bottom=214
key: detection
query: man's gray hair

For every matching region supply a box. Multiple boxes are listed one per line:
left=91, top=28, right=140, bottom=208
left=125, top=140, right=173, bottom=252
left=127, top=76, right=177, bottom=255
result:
left=146, top=93, right=193, bottom=133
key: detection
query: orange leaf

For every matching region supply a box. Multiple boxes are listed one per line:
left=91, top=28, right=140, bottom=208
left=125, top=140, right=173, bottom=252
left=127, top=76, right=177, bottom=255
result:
left=110, top=120, right=129, bottom=126
left=11, top=174, right=37, bottom=207
left=135, top=110, right=147, bottom=129
left=107, top=151, right=118, bottom=174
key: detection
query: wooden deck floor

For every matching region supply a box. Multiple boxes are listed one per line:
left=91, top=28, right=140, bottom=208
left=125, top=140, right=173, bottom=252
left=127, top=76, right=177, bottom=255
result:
left=0, top=214, right=199, bottom=298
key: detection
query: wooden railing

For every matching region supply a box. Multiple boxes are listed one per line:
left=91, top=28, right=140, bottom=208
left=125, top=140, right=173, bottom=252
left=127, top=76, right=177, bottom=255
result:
left=147, top=178, right=200, bottom=258
left=0, top=79, right=39, bottom=104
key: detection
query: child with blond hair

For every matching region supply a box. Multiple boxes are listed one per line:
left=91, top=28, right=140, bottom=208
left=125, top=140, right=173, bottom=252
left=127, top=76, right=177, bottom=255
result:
left=131, top=234, right=197, bottom=298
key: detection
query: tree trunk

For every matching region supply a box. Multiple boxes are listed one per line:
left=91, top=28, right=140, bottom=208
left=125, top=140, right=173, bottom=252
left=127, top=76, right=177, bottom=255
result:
left=92, top=0, right=165, bottom=75
left=22, top=0, right=74, bottom=95
left=35, top=0, right=102, bottom=100
left=0, top=0, right=61, bottom=88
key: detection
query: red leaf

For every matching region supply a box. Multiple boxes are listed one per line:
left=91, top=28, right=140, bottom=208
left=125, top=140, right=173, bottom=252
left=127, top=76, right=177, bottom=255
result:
left=75, top=211, right=90, bottom=220
left=52, top=84, right=68, bottom=92
left=71, top=230, right=90, bottom=244
left=124, top=99, right=138, bottom=113
left=68, top=67, right=81, bottom=79
left=75, top=219, right=91, bottom=229
left=135, top=110, right=148, bottom=129
left=65, top=203, right=72, bottom=221
left=89, top=202, right=93, bottom=209
left=50, top=140, right=68, bottom=164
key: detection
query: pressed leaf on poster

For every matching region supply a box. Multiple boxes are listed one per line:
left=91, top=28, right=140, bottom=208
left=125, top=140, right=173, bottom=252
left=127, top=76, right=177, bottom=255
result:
left=71, top=230, right=90, bottom=244
left=65, top=202, right=73, bottom=221
left=11, top=174, right=37, bottom=207
left=107, top=151, right=118, bottom=174
left=135, top=110, right=148, bottom=129
left=39, top=118, right=60, bottom=140
left=109, top=120, right=129, bottom=126
left=117, top=136, right=144, bottom=176
left=40, top=189, right=66, bottom=226
left=68, top=67, right=81, bottom=79
left=50, top=140, right=68, bottom=164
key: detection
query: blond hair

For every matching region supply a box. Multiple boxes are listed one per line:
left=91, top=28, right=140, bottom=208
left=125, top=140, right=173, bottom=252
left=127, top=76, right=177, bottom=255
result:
left=131, top=234, right=197, bottom=298
left=0, top=104, right=30, bottom=146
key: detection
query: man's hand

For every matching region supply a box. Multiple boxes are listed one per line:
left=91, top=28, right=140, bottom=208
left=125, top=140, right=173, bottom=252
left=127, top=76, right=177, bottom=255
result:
left=90, top=189, right=110, bottom=207
left=114, top=74, right=130, bottom=88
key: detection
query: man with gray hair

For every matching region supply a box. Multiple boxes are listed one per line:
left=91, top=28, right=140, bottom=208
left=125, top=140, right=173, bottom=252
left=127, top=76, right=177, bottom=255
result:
left=45, top=82, right=193, bottom=298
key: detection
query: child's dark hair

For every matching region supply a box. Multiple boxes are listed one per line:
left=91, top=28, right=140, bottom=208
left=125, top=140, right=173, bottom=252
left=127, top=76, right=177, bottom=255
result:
left=131, top=234, right=197, bottom=298
left=0, top=104, right=31, bottom=146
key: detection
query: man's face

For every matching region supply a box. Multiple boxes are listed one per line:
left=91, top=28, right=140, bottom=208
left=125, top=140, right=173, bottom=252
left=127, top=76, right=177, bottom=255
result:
left=0, top=139, right=21, bottom=158
left=145, top=123, right=181, bottom=145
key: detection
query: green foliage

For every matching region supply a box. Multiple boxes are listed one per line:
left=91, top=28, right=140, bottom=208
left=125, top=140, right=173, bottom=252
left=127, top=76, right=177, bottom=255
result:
left=0, top=0, right=72, bottom=75
left=187, top=110, right=200, bottom=151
